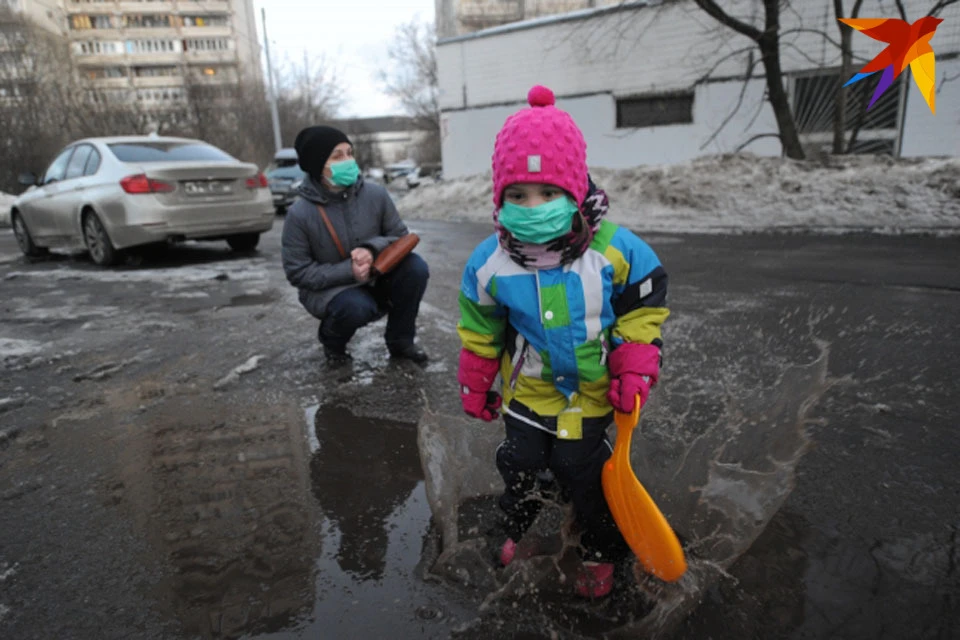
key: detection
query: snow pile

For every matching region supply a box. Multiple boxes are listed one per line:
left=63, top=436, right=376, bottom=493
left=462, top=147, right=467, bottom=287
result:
left=0, top=192, right=14, bottom=227
left=399, top=154, right=960, bottom=234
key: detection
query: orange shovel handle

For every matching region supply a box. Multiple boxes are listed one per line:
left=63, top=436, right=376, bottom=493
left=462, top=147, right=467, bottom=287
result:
left=602, top=394, right=687, bottom=582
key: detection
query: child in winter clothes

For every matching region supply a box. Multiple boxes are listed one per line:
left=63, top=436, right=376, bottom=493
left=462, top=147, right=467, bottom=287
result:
left=456, top=86, right=670, bottom=598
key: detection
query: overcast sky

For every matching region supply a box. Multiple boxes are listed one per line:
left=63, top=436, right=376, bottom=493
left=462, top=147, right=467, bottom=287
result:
left=251, top=0, right=436, bottom=119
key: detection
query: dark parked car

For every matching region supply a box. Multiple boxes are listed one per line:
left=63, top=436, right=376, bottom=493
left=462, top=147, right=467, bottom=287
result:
left=265, top=148, right=305, bottom=214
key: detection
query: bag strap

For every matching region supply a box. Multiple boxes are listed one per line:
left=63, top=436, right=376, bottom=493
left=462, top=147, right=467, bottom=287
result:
left=316, top=205, right=347, bottom=260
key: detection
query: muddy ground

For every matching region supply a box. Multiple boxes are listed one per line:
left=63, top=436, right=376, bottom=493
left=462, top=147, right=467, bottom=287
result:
left=0, top=219, right=957, bottom=639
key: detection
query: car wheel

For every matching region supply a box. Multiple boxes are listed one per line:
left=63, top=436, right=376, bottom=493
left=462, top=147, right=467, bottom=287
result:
left=227, top=233, right=260, bottom=253
left=82, top=211, right=120, bottom=266
left=11, top=211, right=49, bottom=258
left=275, top=206, right=286, bottom=216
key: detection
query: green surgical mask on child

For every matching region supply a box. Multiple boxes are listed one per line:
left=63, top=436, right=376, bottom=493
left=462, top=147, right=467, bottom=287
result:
left=499, top=196, right=578, bottom=244
left=329, top=159, right=360, bottom=187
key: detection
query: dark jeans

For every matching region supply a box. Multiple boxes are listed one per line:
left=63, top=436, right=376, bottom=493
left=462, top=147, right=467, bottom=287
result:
left=318, top=253, right=429, bottom=353
left=496, top=410, right=628, bottom=562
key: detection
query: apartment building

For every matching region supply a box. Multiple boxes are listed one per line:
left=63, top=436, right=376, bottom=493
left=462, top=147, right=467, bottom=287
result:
left=9, top=0, right=261, bottom=108
left=435, top=0, right=619, bottom=38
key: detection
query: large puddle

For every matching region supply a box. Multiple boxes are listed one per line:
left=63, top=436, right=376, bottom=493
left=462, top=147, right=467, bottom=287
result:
left=416, top=320, right=832, bottom=637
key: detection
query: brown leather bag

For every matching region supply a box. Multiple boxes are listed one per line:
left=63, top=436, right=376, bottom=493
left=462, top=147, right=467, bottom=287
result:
left=371, top=233, right=420, bottom=277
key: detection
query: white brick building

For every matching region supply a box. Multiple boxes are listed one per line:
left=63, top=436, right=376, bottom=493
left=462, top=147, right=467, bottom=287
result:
left=437, top=0, right=960, bottom=178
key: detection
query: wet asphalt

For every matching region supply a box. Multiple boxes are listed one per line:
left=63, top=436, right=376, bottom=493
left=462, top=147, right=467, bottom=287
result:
left=0, top=217, right=958, bottom=640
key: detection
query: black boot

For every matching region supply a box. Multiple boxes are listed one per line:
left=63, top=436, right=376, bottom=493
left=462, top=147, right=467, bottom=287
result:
left=323, top=345, right=352, bottom=366
left=388, top=343, right=428, bottom=365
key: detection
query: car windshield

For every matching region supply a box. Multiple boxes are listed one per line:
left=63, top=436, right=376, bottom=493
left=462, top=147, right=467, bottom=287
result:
left=266, top=165, right=304, bottom=180
left=108, top=142, right=235, bottom=163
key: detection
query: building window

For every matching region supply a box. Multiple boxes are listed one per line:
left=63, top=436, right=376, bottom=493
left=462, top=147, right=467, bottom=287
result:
left=125, top=39, right=179, bottom=54
left=616, top=93, right=694, bottom=128
left=84, top=66, right=126, bottom=79
left=184, top=38, right=230, bottom=51
left=0, top=83, right=24, bottom=99
left=70, top=15, right=114, bottom=30
left=76, top=40, right=122, bottom=55
left=124, top=14, right=172, bottom=28
left=181, top=15, right=230, bottom=27
left=133, top=65, right=179, bottom=77
left=792, top=70, right=901, bottom=134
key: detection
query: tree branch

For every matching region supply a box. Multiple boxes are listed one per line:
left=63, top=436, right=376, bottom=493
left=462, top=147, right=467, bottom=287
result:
left=693, top=45, right=757, bottom=84
left=699, top=52, right=763, bottom=151
left=693, top=0, right=763, bottom=42
left=735, top=132, right=782, bottom=153
left=780, top=27, right=844, bottom=51
left=928, top=0, right=959, bottom=18
left=894, top=0, right=908, bottom=20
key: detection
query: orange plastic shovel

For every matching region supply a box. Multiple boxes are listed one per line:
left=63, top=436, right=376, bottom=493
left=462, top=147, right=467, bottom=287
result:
left=602, top=394, right=687, bottom=582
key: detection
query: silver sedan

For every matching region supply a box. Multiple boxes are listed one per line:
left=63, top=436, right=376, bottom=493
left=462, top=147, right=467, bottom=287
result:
left=10, top=135, right=275, bottom=265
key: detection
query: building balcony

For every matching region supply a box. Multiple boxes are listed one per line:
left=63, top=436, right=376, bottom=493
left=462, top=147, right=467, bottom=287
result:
left=82, top=76, right=132, bottom=89
left=459, top=0, right=523, bottom=25
left=180, top=25, right=232, bottom=38
left=133, top=75, right=185, bottom=88
left=118, top=1, right=175, bottom=14
left=182, top=49, right=237, bottom=64
left=68, top=26, right=180, bottom=39
left=188, top=73, right=237, bottom=85
left=64, top=1, right=177, bottom=15
left=118, top=26, right=180, bottom=38
left=122, top=51, right=185, bottom=65
left=175, top=0, right=229, bottom=14
left=72, top=52, right=127, bottom=65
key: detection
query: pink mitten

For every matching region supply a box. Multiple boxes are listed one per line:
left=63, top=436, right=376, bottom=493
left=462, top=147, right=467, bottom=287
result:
left=458, top=348, right=502, bottom=421
left=606, top=343, right=660, bottom=413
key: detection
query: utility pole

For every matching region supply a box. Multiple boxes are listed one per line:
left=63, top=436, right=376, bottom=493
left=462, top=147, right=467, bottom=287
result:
left=261, top=7, right=282, bottom=152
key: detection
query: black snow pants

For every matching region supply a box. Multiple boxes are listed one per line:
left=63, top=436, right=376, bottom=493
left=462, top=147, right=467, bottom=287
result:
left=496, top=404, right=629, bottom=562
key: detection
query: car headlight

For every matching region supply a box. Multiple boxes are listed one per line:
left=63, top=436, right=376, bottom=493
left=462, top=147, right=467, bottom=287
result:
left=290, top=179, right=303, bottom=190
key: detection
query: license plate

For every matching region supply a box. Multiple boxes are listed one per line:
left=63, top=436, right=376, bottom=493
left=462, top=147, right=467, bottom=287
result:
left=272, top=194, right=283, bottom=202
left=183, top=180, right=233, bottom=196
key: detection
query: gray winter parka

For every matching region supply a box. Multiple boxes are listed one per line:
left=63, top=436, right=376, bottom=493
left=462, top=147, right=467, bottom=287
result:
left=281, top=175, right=408, bottom=318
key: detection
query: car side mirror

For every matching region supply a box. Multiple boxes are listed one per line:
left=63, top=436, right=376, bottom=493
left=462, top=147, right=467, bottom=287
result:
left=18, top=172, right=37, bottom=186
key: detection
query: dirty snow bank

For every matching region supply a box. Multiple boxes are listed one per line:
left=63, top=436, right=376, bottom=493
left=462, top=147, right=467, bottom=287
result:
left=399, top=154, right=960, bottom=234
left=0, top=192, right=14, bottom=227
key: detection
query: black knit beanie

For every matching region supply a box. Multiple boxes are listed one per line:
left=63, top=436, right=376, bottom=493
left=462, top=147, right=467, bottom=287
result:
left=294, top=126, right=352, bottom=181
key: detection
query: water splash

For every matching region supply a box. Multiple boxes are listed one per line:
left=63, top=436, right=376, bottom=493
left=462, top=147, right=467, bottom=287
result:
left=416, top=330, right=833, bottom=637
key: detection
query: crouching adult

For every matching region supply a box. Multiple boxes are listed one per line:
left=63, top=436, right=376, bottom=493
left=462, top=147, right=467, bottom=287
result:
left=281, top=125, right=429, bottom=365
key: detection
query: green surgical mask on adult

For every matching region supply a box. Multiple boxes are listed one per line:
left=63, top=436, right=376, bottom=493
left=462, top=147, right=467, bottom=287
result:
left=498, top=196, right=578, bottom=244
left=329, top=158, right=360, bottom=187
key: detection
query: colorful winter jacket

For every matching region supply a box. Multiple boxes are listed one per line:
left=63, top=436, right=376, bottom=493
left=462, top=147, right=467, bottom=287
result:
left=458, top=219, right=669, bottom=420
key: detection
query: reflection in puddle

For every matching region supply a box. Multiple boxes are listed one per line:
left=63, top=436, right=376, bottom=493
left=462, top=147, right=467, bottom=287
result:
left=309, top=403, right=423, bottom=582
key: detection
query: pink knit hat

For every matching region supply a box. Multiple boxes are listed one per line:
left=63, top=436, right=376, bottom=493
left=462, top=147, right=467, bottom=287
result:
left=492, top=85, right=588, bottom=207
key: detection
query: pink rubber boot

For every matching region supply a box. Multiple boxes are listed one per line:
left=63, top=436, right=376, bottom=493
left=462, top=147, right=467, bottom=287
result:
left=575, top=561, right=614, bottom=598
left=499, top=538, right=518, bottom=566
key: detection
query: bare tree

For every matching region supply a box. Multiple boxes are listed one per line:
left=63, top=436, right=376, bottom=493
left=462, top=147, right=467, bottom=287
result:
left=273, top=52, right=343, bottom=147
left=832, top=0, right=865, bottom=153
left=377, top=19, right=441, bottom=164
left=177, top=73, right=275, bottom=167
left=693, top=0, right=805, bottom=159
left=379, top=19, right=440, bottom=129
left=0, top=8, right=149, bottom=191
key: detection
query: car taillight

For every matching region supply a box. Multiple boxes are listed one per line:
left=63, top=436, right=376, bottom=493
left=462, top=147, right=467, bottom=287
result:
left=120, top=174, right=175, bottom=194
left=245, top=172, right=268, bottom=189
